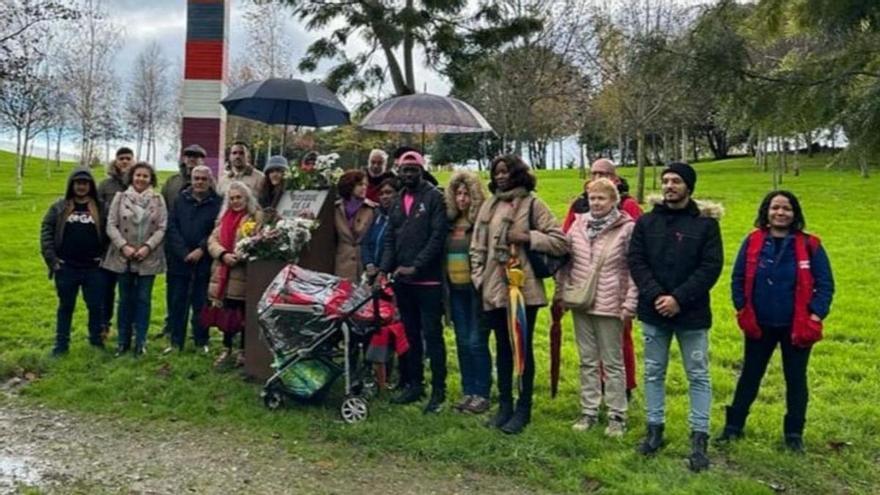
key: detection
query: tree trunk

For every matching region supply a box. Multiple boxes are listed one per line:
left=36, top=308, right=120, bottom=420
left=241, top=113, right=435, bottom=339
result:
left=46, top=130, right=52, bottom=178
left=403, top=0, right=415, bottom=93
left=15, top=128, right=24, bottom=196
left=636, top=126, right=646, bottom=203
left=617, top=130, right=625, bottom=165
left=859, top=154, right=870, bottom=178
left=55, top=128, right=62, bottom=170
left=680, top=125, right=688, bottom=162
left=579, top=143, right=586, bottom=180
left=691, top=134, right=698, bottom=163
left=793, top=136, right=801, bottom=177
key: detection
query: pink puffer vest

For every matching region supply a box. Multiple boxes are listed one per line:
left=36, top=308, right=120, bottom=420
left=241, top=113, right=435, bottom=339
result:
left=564, top=212, right=638, bottom=317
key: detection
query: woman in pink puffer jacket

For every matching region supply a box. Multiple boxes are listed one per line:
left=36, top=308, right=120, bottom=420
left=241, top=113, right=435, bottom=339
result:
left=555, top=178, right=638, bottom=438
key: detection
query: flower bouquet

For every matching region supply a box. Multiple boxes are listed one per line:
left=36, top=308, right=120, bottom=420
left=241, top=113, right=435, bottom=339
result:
left=236, top=217, right=318, bottom=263
left=288, top=152, right=344, bottom=190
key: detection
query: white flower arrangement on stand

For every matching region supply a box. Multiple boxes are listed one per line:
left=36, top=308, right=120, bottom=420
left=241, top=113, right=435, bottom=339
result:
left=236, top=217, right=318, bottom=263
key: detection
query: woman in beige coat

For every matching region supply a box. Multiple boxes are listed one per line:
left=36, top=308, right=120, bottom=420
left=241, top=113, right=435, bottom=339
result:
left=334, top=170, right=375, bottom=282
left=102, top=162, right=167, bottom=357
left=470, top=155, right=568, bottom=434
left=207, top=181, right=261, bottom=367
left=555, top=178, right=637, bottom=437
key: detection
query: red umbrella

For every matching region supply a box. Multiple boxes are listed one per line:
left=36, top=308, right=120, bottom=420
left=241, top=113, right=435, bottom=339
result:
left=550, top=301, right=565, bottom=398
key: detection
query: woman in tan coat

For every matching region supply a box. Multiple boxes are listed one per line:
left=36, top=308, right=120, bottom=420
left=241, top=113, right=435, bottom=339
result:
left=102, top=162, right=167, bottom=357
left=555, top=178, right=637, bottom=437
left=207, top=181, right=260, bottom=367
left=334, top=170, right=375, bottom=282
left=470, top=155, right=569, bottom=434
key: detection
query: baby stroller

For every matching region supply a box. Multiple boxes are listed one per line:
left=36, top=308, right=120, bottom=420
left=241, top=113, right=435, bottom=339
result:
left=257, top=265, right=407, bottom=423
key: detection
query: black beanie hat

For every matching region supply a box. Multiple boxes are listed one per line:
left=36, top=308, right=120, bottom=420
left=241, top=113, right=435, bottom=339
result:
left=662, top=162, right=697, bottom=193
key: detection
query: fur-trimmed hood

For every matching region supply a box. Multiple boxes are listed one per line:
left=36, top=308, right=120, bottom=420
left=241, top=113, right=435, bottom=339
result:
left=646, top=195, right=724, bottom=219
left=445, top=170, right=486, bottom=224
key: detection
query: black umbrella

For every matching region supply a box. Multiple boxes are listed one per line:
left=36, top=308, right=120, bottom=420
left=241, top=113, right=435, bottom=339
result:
left=220, top=78, right=350, bottom=149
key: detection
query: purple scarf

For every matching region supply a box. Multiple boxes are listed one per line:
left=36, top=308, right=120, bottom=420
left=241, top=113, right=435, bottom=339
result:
left=343, top=197, right=364, bottom=229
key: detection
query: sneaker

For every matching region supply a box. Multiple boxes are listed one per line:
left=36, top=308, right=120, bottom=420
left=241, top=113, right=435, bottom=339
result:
left=50, top=347, right=68, bottom=358
left=572, top=414, right=599, bottom=432
left=423, top=390, right=446, bottom=414
left=114, top=345, right=129, bottom=358
left=390, top=385, right=424, bottom=405
left=464, top=396, right=491, bottom=414
left=604, top=417, right=627, bottom=438
left=784, top=434, right=805, bottom=454
left=200, top=345, right=210, bottom=355
left=234, top=350, right=246, bottom=368
left=453, top=395, right=473, bottom=412
left=162, top=346, right=176, bottom=355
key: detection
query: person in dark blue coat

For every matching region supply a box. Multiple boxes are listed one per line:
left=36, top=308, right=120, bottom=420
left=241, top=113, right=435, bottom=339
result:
left=719, top=191, right=834, bottom=453
left=163, top=166, right=222, bottom=353
left=362, top=177, right=399, bottom=280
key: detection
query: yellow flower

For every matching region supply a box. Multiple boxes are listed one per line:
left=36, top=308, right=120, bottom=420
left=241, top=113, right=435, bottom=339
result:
left=240, top=219, right=257, bottom=236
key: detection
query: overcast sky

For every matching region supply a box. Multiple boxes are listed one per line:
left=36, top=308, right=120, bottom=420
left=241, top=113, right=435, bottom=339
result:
left=93, top=0, right=450, bottom=168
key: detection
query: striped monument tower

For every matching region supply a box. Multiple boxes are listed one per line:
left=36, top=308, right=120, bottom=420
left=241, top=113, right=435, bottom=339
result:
left=181, top=0, right=230, bottom=175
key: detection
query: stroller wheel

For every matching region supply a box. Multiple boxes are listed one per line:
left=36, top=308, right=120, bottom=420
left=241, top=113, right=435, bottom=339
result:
left=340, top=396, right=368, bottom=424
left=262, top=386, right=285, bottom=410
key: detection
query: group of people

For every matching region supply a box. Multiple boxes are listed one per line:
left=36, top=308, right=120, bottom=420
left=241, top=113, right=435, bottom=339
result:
left=40, top=143, right=834, bottom=471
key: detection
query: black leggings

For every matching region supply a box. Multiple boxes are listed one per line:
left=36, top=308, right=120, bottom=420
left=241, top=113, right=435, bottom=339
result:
left=485, top=306, right=539, bottom=407
left=727, top=325, right=812, bottom=435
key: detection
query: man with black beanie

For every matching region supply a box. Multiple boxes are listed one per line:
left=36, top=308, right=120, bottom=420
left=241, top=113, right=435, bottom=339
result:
left=627, top=161, right=723, bottom=472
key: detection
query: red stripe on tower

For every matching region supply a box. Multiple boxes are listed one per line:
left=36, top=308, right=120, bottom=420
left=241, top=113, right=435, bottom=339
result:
left=182, top=0, right=229, bottom=176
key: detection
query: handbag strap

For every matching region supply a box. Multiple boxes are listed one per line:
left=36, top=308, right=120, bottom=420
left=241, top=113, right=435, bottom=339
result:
left=592, top=223, right=625, bottom=274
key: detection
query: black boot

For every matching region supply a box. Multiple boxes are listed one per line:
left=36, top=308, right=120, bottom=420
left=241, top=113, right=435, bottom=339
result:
left=637, top=423, right=665, bottom=455
left=716, top=406, right=745, bottom=445
left=423, top=388, right=445, bottom=414
left=500, top=400, right=531, bottom=435
left=688, top=431, right=710, bottom=472
left=715, top=426, right=744, bottom=445
left=784, top=433, right=805, bottom=454
left=486, top=400, right=513, bottom=429
left=390, top=384, right=424, bottom=405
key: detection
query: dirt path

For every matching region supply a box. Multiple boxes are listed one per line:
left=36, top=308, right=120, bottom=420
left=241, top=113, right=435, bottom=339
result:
left=0, top=398, right=538, bottom=495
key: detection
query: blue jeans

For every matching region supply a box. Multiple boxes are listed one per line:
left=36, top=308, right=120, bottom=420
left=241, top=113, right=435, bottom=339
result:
left=167, top=271, right=210, bottom=349
left=642, top=322, right=712, bottom=433
left=449, top=285, right=492, bottom=398
left=53, top=265, right=104, bottom=353
left=117, top=273, right=156, bottom=350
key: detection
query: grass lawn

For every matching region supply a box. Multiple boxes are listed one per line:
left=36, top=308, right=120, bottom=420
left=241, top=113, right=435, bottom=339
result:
left=1, top=150, right=878, bottom=494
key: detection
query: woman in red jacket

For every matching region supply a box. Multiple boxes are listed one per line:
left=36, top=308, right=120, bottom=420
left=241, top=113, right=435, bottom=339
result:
left=719, top=191, right=834, bottom=453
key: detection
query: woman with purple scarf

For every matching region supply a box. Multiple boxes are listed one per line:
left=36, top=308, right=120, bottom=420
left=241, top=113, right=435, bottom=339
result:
left=334, top=170, right=376, bottom=282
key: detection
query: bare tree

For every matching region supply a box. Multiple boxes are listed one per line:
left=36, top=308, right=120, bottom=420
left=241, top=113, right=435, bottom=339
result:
left=0, top=0, right=76, bottom=80
left=241, top=0, right=294, bottom=79
left=0, top=5, right=57, bottom=196
left=575, top=0, right=690, bottom=202
left=125, top=42, right=171, bottom=163
left=57, top=0, right=120, bottom=166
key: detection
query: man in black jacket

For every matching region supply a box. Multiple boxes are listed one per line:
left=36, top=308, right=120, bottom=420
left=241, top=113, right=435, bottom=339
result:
left=163, top=166, right=221, bottom=353
left=40, top=167, right=107, bottom=356
left=627, top=162, right=723, bottom=472
left=380, top=150, right=448, bottom=412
